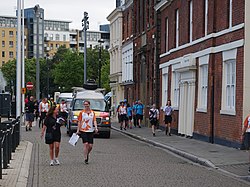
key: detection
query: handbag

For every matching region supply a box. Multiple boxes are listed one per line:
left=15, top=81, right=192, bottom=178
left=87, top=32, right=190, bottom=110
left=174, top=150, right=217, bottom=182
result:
left=69, top=133, right=79, bottom=146
left=45, top=132, right=53, bottom=141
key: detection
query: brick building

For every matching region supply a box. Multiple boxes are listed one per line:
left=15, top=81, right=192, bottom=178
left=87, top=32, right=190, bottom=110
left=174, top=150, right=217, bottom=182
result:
left=122, top=0, right=134, bottom=104
left=155, top=0, right=247, bottom=147
left=132, top=0, right=159, bottom=119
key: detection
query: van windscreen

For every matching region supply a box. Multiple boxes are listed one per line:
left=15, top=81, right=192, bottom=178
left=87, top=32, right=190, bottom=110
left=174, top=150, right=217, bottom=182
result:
left=73, top=99, right=106, bottom=111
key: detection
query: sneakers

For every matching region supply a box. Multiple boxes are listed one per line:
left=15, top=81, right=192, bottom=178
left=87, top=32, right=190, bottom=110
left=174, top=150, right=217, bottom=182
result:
left=50, top=160, right=54, bottom=166
left=248, top=167, right=250, bottom=174
left=153, top=133, right=155, bottom=137
left=50, top=159, right=60, bottom=166
left=54, top=158, right=60, bottom=165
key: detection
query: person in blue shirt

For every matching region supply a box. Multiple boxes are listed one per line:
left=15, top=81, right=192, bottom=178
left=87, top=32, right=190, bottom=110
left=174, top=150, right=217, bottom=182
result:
left=135, top=100, right=144, bottom=128
left=127, top=103, right=133, bottom=129
left=132, top=101, right=138, bottom=127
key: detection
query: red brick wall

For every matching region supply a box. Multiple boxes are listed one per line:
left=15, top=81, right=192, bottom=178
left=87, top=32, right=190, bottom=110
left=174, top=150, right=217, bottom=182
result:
left=158, top=0, right=245, bottom=144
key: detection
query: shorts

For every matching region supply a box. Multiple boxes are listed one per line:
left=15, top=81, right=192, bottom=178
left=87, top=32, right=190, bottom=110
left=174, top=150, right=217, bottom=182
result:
left=80, top=132, right=94, bottom=144
left=165, top=115, right=172, bottom=124
left=40, top=112, right=47, bottom=120
left=136, top=114, right=143, bottom=121
left=118, top=114, right=122, bottom=123
left=26, top=113, right=34, bottom=122
left=128, top=116, right=132, bottom=121
left=45, top=132, right=61, bottom=144
left=120, top=114, right=127, bottom=122
left=150, top=118, right=158, bottom=126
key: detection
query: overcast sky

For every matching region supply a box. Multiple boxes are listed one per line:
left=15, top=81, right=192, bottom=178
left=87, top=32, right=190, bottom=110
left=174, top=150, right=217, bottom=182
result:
left=0, top=0, right=115, bottom=30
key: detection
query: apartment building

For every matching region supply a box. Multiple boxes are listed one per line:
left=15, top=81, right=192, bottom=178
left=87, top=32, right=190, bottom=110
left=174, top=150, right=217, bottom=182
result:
left=0, top=16, right=28, bottom=67
left=70, top=29, right=110, bottom=53
left=44, top=19, right=70, bottom=57
left=132, top=0, right=158, bottom=116
left=156, top=0, right=246, bottom=147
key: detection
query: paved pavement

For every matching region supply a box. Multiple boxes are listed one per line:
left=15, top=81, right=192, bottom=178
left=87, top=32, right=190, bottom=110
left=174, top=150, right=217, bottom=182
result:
left=111, top=121, right=250, bottom=181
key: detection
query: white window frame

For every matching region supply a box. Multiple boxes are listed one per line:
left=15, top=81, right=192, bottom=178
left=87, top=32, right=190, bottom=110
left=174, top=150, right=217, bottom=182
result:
left=189, top=0, right=193, bottom=42
left=171, top=71, right=180, bottom=109
left=165, top=17, right=169, bottom=51
left=220, top=48, right=237, bottom=115
left=197, top=55, right=209, bottom=112
left=205, top=0, right=208, bottom=36
left=162, top=67, right=168, bottom=107
left=175, top=9, right=179, bottom=48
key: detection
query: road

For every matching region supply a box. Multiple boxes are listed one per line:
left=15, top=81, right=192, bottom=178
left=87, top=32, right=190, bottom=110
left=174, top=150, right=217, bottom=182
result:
left=22, top=122, right=249, bottom=187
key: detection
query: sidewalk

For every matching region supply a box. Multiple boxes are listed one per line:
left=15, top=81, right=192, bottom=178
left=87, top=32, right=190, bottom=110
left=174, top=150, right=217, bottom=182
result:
left=111, top=121, right=250, bottom=181
left=0, top=117, right=32, bottom=187
left=0, top=141, right=32, bottom=187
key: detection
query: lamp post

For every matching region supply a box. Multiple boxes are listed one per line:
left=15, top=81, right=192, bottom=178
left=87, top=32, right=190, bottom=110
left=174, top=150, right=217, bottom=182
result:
left=82, top=12, right=89, bottom=84
left=16, top=0, right=22, bottom=118
left=98, top=39, right=104, bottom=88
left=46, top=53, right=50, bottom=98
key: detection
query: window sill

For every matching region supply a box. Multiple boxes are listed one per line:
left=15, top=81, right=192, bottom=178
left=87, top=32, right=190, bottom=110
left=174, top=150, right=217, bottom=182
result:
left=173, top=106, right=179, bottom=111
left=220, top=109, right=236, bottom=116
left=196, top=108, right=207, bottom=113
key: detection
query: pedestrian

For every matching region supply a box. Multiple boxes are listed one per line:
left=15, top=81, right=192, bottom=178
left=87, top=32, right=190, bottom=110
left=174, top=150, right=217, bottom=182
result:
left=34, top=99, right=39, bottom=121
left=149, top=104, right=159, bottom=136
left=59, top=99, right=68, bottom=121
left=49, top=98, right=56, bottom=108
left=41, top=106, right=63, bottom=166
left=119, top=101, right=127, bottom=130
left=116, top=101, right=122, bottom=127
left=132, top=101, right=138, bottom=127
left=163, top=100, right=174, bottom=136
left=241, top=113, right=250, bottom=174
left=127, top=103, right=133, bottom=129
left=135, top=100, right=144, bottom=128
left=76, top=100, right=98, bottom=164
left=39, top=98, right=49, bottom=128
left=124, top=99, right=128, bottom=129
left=25, top=96, right=35, bottom=131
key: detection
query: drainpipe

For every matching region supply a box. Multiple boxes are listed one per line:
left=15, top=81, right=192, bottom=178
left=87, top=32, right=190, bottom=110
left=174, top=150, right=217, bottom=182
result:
left=210, top=0, right=217, bottom=144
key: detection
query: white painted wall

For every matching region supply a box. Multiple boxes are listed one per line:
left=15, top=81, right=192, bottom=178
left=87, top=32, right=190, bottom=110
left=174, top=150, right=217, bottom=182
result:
left=243, top=1, right=250, bottom=120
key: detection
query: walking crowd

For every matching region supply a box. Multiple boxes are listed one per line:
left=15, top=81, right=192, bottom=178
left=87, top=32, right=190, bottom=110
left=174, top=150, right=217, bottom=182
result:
left=116, top=99, right=174, bottom=137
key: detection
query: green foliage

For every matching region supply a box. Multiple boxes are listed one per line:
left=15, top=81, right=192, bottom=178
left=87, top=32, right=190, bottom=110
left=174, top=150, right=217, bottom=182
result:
left=52, top=49, right=84, bottom=91
left=0, top=45, right=111, bottom=95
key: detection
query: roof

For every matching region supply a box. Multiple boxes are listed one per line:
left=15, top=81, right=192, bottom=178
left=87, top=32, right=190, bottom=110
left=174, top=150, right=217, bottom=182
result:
left=58, top=93, right=73, bottom=98
left=75, top=90, right=104, bottom=100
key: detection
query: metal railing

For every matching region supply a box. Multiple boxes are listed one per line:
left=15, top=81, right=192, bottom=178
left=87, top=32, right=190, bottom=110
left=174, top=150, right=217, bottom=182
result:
left=0, top=117, right=20, bottom=179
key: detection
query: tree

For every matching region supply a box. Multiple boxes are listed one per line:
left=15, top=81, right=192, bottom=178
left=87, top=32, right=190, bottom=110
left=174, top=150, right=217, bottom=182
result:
left=1, top=58, right=49, bottom=96
left=52, top=50, right=84, bottom=91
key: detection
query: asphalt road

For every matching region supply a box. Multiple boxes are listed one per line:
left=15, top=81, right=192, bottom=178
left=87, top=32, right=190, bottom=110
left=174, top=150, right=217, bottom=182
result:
left=23, top=123, right=249, bottom=187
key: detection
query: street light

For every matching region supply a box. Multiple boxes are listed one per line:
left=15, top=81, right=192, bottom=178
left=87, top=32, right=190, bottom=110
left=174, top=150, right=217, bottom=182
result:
left=82, top=12, right=89, bottom=84
left=46, top=53, right=50, bottom=98
left=98, top=39, right=104, bottom=88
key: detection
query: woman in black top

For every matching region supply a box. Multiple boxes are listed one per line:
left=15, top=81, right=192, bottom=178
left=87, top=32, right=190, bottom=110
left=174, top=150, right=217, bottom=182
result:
left=41, top=106, right=63, bottom=166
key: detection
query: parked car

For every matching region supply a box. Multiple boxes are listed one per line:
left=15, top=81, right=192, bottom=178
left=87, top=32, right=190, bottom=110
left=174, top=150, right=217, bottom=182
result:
left=67, top=89, right=111, bottom=138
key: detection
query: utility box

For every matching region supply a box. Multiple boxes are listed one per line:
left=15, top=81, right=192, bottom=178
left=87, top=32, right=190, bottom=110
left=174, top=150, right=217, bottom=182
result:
left=0, top=93, right=11, bottom=117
